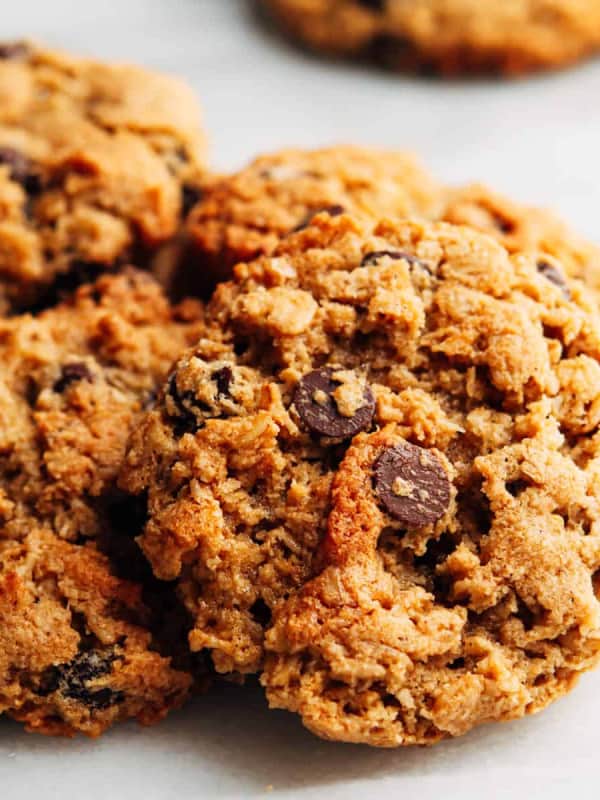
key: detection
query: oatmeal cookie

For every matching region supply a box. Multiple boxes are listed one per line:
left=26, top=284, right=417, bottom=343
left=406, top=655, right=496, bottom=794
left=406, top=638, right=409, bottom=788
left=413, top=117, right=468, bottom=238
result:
left=184, top=146, right=442, bottom=291
left=0, top=270, right=206, bottom=736
left=0, top=41, right=206, bottom=312
left=184, top=146, right=600, bottom=298
left=261, top=0, right=600, bottom=76
left=120, top=212, right=600, bottom=748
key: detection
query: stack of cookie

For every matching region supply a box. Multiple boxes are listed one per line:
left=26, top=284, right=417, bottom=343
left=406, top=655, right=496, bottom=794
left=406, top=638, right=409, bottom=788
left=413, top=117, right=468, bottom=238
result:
left=2, top=41, right=600, bottom=748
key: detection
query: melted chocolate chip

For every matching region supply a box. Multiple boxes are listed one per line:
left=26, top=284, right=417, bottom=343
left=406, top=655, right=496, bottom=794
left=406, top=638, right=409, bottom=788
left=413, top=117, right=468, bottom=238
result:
left=537, top=261, right=571, bottom=299
left=38, top=649, right=125, bottom=710
left=360, top=249, right=430, bottom=272
left=0, top=147, right=41, bottom=194
left=53, top=362, right=94, bottom=393
left=294, top=367, right=375, bottom=438
left=0, top=41, right=29, bottom=60
left=373, top=442, right=451, bottom=526
left=293, top=204, right=345, bottom=233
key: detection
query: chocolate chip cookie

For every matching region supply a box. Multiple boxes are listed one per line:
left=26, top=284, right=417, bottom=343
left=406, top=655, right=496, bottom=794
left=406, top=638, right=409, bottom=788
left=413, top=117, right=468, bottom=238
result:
left=0, top=270, right=206, bottom=736
left=0, top=41, right=206, bottom=312
left=261, top=0, right=600, bottom=76
left=120, top=211, right=600, bottom=748
left=184, top=146, right=600, bottom=298
left=183, top=146, right=443, bottom=293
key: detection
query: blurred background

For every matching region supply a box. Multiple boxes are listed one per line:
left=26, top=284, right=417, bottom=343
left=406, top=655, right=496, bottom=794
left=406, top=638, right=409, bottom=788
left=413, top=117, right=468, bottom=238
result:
left=4, top=0, right=599, bottom=242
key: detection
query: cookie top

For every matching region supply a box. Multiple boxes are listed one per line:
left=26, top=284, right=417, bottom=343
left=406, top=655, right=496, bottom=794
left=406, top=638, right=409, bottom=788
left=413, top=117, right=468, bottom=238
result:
left=184, top=146, right=442, bottom=290
left=0, top=41, right=206, bottom=312
left=0, top=270, right=205, bottom=736
left=120, top=211, right=600, bottom=747
left=184, top=146, right=600, bottom=299
left=262, top=0, right=600, bottom=76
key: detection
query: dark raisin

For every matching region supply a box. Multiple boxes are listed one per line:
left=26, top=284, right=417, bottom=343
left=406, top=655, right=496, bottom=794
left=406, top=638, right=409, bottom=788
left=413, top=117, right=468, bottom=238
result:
left=38, top=649, right=125, bottom=710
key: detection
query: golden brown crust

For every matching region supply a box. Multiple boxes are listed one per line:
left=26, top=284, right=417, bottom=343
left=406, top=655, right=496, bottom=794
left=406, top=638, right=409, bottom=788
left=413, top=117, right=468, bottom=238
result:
left=121, top=213, right=600, bottom=746
left=262, top=0, right=600, bottom=76
left=0, top=41, right=206, bottom=312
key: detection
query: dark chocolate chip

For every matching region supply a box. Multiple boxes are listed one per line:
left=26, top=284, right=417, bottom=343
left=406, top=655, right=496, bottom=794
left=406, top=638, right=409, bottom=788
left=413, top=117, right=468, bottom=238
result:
left=166, top=366, right=235, bottom=437
left=0, top=41, right=29, bottom=60
left=360, top=249, right=430, bottom=272
left=53, top=362, right=94, bottom=393
left=294, top=367, right=375, bottom=438
left=181, top=184, right=203, bottom=216
left=537, top=261, right=571, bottom=299
left=38, top=649, right=125, bottom=710
left=373, top=442, right=451, bottom=526
left=212, top=366, right=233, bottom=397
left=0, top=147, right=41, bottom=194
left=293, top=204, right=345, bottom=233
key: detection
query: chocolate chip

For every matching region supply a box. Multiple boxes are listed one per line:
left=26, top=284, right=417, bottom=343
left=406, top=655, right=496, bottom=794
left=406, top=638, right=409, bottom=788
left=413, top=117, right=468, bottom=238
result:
left=53, top=362, right=94, bottom=393
left=212, top=366, right=233, bottom=397
left=294, top=367, right=375, bottom=438
left=0, top=41, right=29, bottom=60
left=293, top=204, right=345, bottom=233
left=166, top=373, right=202, bottom=436
left=537, top=261, right=571, bottom=299
left=38, top=649, right=125, bottom=710
left=181, top=184, right=202, bottom=216
left=0, top=147, right=41, bottom=194
left=360, top=249, right=429, bottom=272
left=373, top=442, right=451, bottom=526
left=166, top=365, right=236, bottom=437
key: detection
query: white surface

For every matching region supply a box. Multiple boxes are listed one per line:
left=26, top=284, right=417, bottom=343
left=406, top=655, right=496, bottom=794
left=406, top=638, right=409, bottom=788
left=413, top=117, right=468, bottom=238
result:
left=2, top=2, right=600, bottom=798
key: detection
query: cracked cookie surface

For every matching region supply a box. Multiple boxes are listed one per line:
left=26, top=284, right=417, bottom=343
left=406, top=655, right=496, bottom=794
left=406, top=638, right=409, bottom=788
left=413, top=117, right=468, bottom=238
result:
left=0, top=41, right=206, bottom=312
left=261, top=0, right=600, bottom=76
left=120, top=212, right=600, bottom=747
left=184, top=146, right=600, bottom=299
left=0, top=270, right=206, bottom=736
